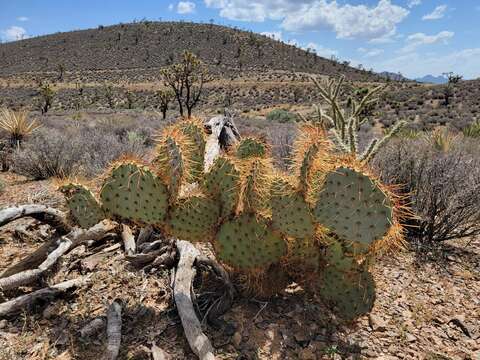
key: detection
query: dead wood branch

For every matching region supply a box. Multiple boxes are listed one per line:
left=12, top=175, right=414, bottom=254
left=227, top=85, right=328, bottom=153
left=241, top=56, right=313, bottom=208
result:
left=174, top=240, right=216, bottom=360
left=0, top=204, right=71, bottom=233
left=204, top=115, right=240, bottom=172
left=105, top=299, right=122, bottom=360
left=152, top=343, right=170, bottom=360
left=137, top=225, right=153, bottom=246
left=0, top=277, right=90, bottom=317
left=80, top=316, right=106, bottom=338
left=121, top=224, right=135, bottom=255
left=0, top=220, right=117, bottom=290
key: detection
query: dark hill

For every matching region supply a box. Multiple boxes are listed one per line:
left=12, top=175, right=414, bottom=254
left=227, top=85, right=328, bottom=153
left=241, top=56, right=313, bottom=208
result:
left=0, top=21, right=380, bottom=81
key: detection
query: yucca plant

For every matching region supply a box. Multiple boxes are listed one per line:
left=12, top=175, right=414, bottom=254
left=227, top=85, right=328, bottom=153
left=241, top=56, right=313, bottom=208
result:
left=0, top=108, right=41, bottom=147
left=462, top=120, right=480, bottom=138
left=426, top=128, right=458, bottom=152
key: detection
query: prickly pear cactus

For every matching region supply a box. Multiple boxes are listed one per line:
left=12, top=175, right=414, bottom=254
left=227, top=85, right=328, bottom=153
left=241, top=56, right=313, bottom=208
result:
left=60, top=183, right=104, bottom=229
left=100, top=162, right=169, bottom=225
left=61, top=118, right=402, bottom=322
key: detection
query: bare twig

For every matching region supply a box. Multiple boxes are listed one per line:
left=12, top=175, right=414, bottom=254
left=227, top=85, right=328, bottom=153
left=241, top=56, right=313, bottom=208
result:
left=105, top=300, right=122, bottom=360
left=121, top=224, right=135, bottom=256
left=0, top=277, right=90, bottom=317
left=174, top=240, right=215, bottom=360
left=0, top=220, right=116, bottom=290
left=0, top=204, right=70, bottom=233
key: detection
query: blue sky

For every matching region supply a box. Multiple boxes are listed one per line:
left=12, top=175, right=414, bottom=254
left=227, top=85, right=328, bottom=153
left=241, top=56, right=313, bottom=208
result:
left=1, top=0, right=479, bottom=79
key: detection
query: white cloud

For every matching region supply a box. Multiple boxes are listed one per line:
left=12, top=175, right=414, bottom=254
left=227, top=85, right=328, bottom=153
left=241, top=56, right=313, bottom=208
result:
left=261, top=31, right=282, bottom=41
left=177, top=1, right=196, bottom=14
left=1, top=26, right=28, bottom=42
left=16, top=16, right=29, bottom=22
left=168, top=3, right=174, bottom=10
left=358, top=47, right=384, bottom=57
left=204, top=0, right=409, bottom=40
left=400, top=30, right=454, bottom=53
left=305, top=42, right=338, bottom=58
left=407, top=0, right=421, bottom=8
left=422, top=4, right=447, bottom=20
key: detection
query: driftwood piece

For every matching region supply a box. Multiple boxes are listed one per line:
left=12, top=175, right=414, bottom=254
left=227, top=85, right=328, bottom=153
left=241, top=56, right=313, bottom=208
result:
left=152, top=343, right=170, bottom=360
left=0, top=220, right=116, bottom=290
left=0, top=277, right=90, bottom=317
left=0, top=236, right=58, bottom=278
left=80, top=316, right=106, bottom=338
left=174, top=240, right=215, bottom=360
left=121, top=224, right=135, bottom=255
left=136, top=225, right=153, bottom=246
left=0, top=204, right=71, bottom=233
left=203, top=115, right=240, bottom=171
left=105, top=300, right=122, bottom=360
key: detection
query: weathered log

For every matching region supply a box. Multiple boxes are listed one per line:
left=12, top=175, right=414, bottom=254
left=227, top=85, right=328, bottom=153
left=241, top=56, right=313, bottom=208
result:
left=0, top=220, right=116, bottom=290
left=152, top=343, right=170, bottom=360
left=105, top=300, right=122, bottom=360
left=121, top=224, right=135, bottom=256
left=0, top=204, right=70, bottom=233
left=174, top=240, right=216, bottom=360
left=136, top=225, right=153, bottom=246
left=203, top=115, right=240, bottom=171
left=79, top=316, right=106, bottom=338
left=0, top=277, right=90, bottom=317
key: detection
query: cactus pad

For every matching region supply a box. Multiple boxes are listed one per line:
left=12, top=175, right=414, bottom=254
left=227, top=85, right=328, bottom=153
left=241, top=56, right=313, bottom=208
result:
left=100, top=163, right=169, bottom=225
left=271, top=178, right=315, bottom=238
left=155, top=135, right=186, bottom=200
left=241, top=158, right=271, bottom=213
left=236, top=137, right=266, bottom=159
left=204, top=157, right=240, bottom=218
left=60, top=184, right=105, bottom=229
left=313, top=167, right=393, bottom=248
left=215, top=213, right=287, bottom=270
left=167, top=195, right=220, bottom=242
left=179, top=120, right=206, bottom=182
left=317, top=265, right=376, bottom=321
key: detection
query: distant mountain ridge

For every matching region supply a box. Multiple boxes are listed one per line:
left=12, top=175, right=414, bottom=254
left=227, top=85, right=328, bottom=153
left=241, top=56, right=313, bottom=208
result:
left=415, top=75, right=448, bottom=84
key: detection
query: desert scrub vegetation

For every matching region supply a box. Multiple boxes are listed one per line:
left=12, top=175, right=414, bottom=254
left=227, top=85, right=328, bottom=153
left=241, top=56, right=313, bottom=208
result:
left=12, top=123, right=151, bottom=180
left=373, top=132, right=480, bottom=244
left=266, top=108, right=297, bottom=123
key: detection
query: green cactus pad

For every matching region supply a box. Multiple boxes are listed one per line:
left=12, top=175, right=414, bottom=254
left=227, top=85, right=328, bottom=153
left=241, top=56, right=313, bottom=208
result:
left=203, top=157, right=240, bottom=218
left=271, top=178, right=315, bottom=238
left=287, top=237, right=321, bottom=272
left=100, top=163, right=169, bottom=225
left=317, top=265, right=376, bottom=321
left=156, top=136, right=185, bottom=201
left=180, top=122, right=206, bottom=182
left=167, top=195, right=220, bottom=242
left=313, top=167, right=393, bottom=248
left=299, top=143, right=320, bottom=194
left=60, top=184, right=105, bottom=229
left=236, top=138, right=266, bottom=159
left=242, top=159, right=271, bottom=213
left=323, top=239, right=357, bottom=272
left=215, top=213, right=287, bottom=270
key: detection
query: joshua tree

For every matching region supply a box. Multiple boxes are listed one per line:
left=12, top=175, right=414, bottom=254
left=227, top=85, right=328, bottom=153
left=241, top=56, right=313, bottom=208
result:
left=38, top=82, right=55, bottom=114
left=157, top=88, right=174, bottom=119
left=161, top=51, right=208, bottom=117
left=442, top=72, right=462, bottom=106
left=57, top=63, right=65, bottom=81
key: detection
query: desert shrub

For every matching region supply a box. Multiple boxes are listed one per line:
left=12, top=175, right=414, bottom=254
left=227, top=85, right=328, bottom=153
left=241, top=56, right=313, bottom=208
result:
left=463, top=120, right=480, bottom=138
left=0, top=108, right=41, bottom=146
left=373, top=137, right=480, bottom=244
left=12, top=127, right=148, bottom=180
left=266, top=109, right=297, bottom=123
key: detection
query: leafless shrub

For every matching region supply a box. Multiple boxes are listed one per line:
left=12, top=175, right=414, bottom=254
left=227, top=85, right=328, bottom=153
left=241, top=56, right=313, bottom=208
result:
left=372, top=137, right=480, bottom=244
left=12, top=127, right=149, bottom=180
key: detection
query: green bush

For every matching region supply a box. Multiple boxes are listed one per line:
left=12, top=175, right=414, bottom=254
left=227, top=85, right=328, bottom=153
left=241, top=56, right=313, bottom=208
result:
left=266, top=109, right=297, bottom=123
left=463, top=120, right=480, bottom=138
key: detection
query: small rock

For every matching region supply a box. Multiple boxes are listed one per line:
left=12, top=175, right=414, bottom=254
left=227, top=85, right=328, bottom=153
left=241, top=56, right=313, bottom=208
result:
left=298, top=348, right=315, bottom=360
left=405, top=333, right=416, bottom=343
left=231, top=331, right=242, bottom=349
left=369, top=314, right=387, bottom=332
left=0, top=320, right=7, bottom=329
left=42, top=304, right=57, bottom=319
